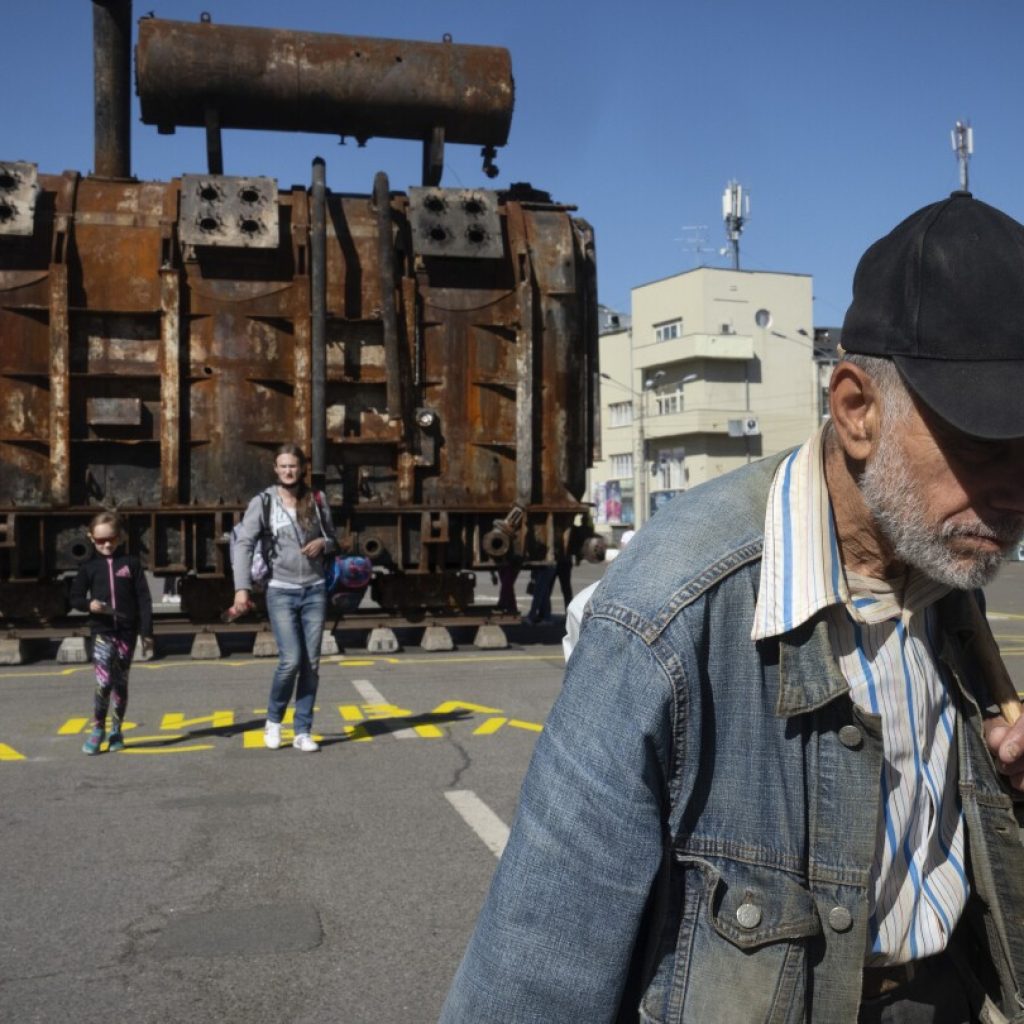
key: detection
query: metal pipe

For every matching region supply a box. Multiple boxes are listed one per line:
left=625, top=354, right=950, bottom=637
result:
left=310, top=157, right=327, bottom=486
left=373, top=172, right=403, bottom=419
left=136, top=19, right=514, bottom=148
left=92, top=0, right=132, bottom=178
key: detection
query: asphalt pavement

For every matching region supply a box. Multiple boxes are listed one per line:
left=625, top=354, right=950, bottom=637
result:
left=3, top=558, right=1024, bottom=1023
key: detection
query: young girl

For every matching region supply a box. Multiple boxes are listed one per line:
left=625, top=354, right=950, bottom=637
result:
left=230, top=444, right=336, bottom=753
left=69, top=512, right=153, bottom=755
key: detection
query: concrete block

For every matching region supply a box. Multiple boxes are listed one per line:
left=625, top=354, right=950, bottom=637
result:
left=366, top=627, right=400, bottom=654
left=57, top=636, right=90, bottom=664
left=421, top=625, right=454, bottom=651
left=320, top=629, right=340, bottom=656
left=252, top=629, right=279, bottom=658
left=190, top=631, right=222, bottom=660
left=473, top=624, right=508, bottom=650
left=0, top=637, right=25, bottom=665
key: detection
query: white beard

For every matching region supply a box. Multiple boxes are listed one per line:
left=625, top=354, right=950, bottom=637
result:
left=859, top=429, right=1024, bottom=589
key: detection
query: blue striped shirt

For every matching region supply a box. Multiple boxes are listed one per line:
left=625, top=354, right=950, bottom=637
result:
left=752, top=428, right=968, bottom=965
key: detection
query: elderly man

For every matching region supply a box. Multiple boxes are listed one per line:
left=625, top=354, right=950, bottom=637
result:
left=439, top=192, right=1024, bottom=1024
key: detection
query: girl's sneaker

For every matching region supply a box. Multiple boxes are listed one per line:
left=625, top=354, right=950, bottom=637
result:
left=108, top=732, right=125, bottom=753
left=82, top=727, right=105, bottom=755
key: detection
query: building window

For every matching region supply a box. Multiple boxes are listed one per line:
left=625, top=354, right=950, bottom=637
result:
left=608, top=401, right=633, bottom=427
left=652, top=449, right=687, bottom=490
left=653, top=382, right=685, bottom=416
left=610, top=453, right=633, bottom=478
left=654, top=318, right=681, bottom=343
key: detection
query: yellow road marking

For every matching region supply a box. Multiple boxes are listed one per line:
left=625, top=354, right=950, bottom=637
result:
left=120, top=745, right=215, bottom=754
left=161, top=711, right=233, bottom=730
left=431, top=700, right=503, bottom=715
left=508, top=719, right=543, bottom=732
left=58, top=717, right=91, bottom=735
left=0, top=742, right=26, bottom=761
left=474, top=717, right=507, bottom=735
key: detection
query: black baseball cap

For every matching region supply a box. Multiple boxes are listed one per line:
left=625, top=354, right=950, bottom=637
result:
left=841, top=191, right=1024, bottom=439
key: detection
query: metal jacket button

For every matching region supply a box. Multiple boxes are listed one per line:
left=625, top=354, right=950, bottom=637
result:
left=838, top=725, right=863, bottom=749
left=736, top=902, right=762, bottom=929
left=828, top=906, right=853, bottom=932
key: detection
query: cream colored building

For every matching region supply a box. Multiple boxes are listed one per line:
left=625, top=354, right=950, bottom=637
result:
left=591, top=267, right=819, bottom=530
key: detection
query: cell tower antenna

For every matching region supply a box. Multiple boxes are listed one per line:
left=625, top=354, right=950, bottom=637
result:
left=722, top=180, right=749, bottom=270
left=951, top=120, right=973, bottom=192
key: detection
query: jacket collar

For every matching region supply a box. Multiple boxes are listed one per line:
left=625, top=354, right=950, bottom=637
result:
left=774, top=614, right=851, bottom=717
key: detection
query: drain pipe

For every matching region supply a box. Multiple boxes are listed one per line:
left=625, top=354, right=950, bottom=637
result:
left=93, top=0, right=132, bottom=178
left=311, top=157, right=327, bottom=488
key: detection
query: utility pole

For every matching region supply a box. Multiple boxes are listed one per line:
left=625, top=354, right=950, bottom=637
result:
left=722, top=180, right=749, bottom=270
left=951, top=120, right=973, bottom=192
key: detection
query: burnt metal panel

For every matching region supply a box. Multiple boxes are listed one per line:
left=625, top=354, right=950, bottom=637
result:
left=0, top=162, right=39, bottom=237
left=179, top=174, right=279, bottom=249
left=86, top=396, right=141, bottom=426
left=408, top=187, right=503, bottom=259
left=0, top=173, right=598, bottom=618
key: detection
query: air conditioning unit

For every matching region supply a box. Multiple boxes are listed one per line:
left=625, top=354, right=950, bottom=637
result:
left=742, top=417, right=761, bottom=436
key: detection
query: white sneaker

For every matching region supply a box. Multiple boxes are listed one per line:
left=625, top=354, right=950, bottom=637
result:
left=293, top=733, right=320, bottom=753
left=264, top=720, right=282, bottom=750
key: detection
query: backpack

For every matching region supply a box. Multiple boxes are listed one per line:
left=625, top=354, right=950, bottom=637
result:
left=230, top=492, right=272, bottom=591
left=311, top=493, right=371, bottom=596
left=324, top=554, right=373, bottom=595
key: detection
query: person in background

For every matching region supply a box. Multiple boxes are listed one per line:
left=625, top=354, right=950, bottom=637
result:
left=441, top=193, right=1024, bottom=1023
left=562, top=528, right=634, bottom=661
left=526, top=563, right=557, bottom=624
left=230, top=443, right=336, bottom=753
left=69, top=511, right=153, bottom=755
left=495, top=562, right=521, bottom=615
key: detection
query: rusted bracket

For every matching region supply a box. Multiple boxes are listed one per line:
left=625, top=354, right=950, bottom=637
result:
left=204, top=107, right=224, bottom=175
left=422, top=126, right=445, bottom=187
left=373, top=171, right=404, bottom=423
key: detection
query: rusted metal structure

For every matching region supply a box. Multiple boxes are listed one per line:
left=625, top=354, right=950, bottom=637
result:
left=0, top=6, right=598, bottom=629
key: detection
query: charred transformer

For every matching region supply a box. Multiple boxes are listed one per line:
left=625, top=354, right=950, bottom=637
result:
left=0, top=3, right=599, bottom=626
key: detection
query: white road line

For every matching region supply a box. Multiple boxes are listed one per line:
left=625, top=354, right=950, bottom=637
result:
left=445, top=790, right=510, bottom=858
left=350, top=678, right=417, bottom=739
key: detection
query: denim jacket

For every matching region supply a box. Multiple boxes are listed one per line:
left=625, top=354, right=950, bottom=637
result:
left=440, top=453, right=1024, bottom=1024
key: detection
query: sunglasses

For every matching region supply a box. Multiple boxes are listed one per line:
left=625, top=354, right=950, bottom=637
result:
left=92, top=535, right=119, bottom=545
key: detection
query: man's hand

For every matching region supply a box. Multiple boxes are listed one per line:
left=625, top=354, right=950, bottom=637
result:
left=301, top=537, right=327, bottom=558
left=141, top=636, right=154, bottom=657
left=89, top=599, right=112, bottom=615
left=984, top=716, right=1024, bottom=791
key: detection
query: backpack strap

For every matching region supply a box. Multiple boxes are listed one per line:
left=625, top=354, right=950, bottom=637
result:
left=258, top=491, right=273, bottom=574
left=313, top=491, right=330, bottom=539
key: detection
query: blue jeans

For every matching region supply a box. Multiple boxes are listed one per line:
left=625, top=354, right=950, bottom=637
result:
left=265, top=584, right=327, bottom=735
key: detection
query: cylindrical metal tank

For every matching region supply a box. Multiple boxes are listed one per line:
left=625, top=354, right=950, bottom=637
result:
left=135, top=18, right=515, bottom=147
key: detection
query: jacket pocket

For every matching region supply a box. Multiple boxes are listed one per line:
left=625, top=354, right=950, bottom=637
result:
left=642, top=856, right=821, bottom=1024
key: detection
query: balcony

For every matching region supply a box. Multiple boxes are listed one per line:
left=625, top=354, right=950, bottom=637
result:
left=644, top=407, right=751, bottom=439
left=634, top=332, right=753, bottom=372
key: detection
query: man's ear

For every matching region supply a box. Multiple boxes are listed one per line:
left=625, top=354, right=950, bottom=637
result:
left=828, top=361, right=882, bottom=463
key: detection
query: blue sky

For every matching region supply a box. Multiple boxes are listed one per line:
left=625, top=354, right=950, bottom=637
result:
left=7, top=2, right=1024, bottom=326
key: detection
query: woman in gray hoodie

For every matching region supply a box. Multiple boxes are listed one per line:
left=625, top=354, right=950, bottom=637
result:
left=230, top=444, right=336, bottom=752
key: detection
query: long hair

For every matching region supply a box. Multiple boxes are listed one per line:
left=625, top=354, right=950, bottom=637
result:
left=274, top=443, right=317, bottom=531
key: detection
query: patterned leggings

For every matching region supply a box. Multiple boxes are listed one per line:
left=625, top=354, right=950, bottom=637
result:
left=91, top=633, right=134, bottom=731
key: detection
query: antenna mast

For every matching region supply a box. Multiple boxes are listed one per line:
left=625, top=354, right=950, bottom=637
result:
left=951, top=120, right=973, bottom=192
left=722, top=180, right=749, bottom=270
left=677, top=224, right=712, bottom=267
